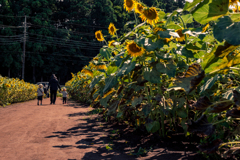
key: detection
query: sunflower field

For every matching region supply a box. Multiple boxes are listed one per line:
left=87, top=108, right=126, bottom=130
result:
left=0, top=75, right=38, bottom=106
left=66, top=0, right=240, bottom=158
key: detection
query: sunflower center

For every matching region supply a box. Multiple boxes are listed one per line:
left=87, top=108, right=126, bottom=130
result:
left=110, top=26, right=115, bottom=32
left=176, top=29, right=184, bottom=37
left=97, top=33, right=101, bottom=39
left=129, top=43, right=141, bottom=52
left=137, top=4, right=143, bottom=12
left=126, top=0, right=133, bottom=7
left=144, top=9, right=157, bottom=20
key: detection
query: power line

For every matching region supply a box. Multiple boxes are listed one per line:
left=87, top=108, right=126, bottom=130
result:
left=0, top=51, right=96, bottom=59
left=27, top=39, right=101, bottom=50
left=0, top=14, right=108, bottom=29
left=28, top=33, right=101, bottom=45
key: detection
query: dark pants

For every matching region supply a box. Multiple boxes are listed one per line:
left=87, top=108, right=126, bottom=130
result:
left=63, top=97, right=66, bottom=104
left=50, top=90, right=57, bottom=104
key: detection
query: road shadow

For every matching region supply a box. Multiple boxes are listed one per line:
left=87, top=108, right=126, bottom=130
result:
left=45, top=109, right=206, bottom=160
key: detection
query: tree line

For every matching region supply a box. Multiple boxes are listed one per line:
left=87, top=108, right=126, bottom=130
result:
left=0, top=0, right=184, bottom=84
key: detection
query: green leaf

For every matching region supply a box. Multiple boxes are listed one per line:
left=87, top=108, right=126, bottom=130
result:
left=107, top=100, right=119, bottom=115
left=156, top=61, right=177, bottom=78
left=100, top=48, right=111, bottom=60
left=114, top=52, right=125, bottom=67
left=143, top=66, right=161, bottom=84
left=151, top=121, right=160, bottom=133
left=177, top=109, right=188, bottom=118
left=116, top=60, right=136, bottom=77
left=146, top=122, right=153, bottom=132
left=183, top=0, right=203, bottom=11
left=103, top=75, right=118, bottom=93
left=166, top=10, right=178, bottom=26
left=144, top=38, right=164, bottom=51
left=132, top=96, right=143, bottom=107
left=166, top=22, right=182, bottom=30
left=200, top=74, right=220, bottom=94
left=181, top=14, right=194, bottom=24
left=192, top=0, right=229, bottom=24
left=100, top=94, right=111, bottom=107
left=158, top=11, right=166, bottom=21
left=222, top=90, right=234, bottom=100
left=90, top=75, right=104, bottom=89
left=181, top=47, right=194, bottom=58
left=158, top=30, right=171, bottom=38
left=142, top=104, right=151, bottom=117
left=117, top=111, right=123, bottom=118
left=107, top=66, right=118, bottom=75
left=230, top=13, right=240, bottom=22
left=213, top=16, right=240, bottom=45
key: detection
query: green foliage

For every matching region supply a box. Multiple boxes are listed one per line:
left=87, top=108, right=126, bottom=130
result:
left=64, top=0, right=240, bottom=158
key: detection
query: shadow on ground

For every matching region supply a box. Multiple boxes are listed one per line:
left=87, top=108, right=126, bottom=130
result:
left=45, top=101, right=205, bottom=160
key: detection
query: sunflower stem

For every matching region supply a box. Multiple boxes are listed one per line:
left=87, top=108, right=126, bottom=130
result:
left=115, top=31, right=119, bottom=39
left=134, top=11, right=138, bottom=25
left=104, top=39, right=108, bottom=46
left=178, top=15, right=188, bottom=45
left=211, top=118, right=240, bottom=126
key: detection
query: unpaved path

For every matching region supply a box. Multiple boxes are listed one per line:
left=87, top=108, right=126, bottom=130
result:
left=0, top=98, right=202, bottom=160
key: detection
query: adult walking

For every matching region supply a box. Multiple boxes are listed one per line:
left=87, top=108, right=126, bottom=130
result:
left=47, top=74, right=61, bottom=104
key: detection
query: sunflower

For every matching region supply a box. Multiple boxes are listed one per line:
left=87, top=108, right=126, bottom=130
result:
left=108, top=40, right=115, bottom=47
left=165, top=38, right=172, bottom=43
left=140, top=7, right=159, bottom=25
left=126, top=41, right=145, bottom=57
left=230, top=0, right=239, bottom=5
left=95, top=64, right=107, bottom=70
left=81, top=68, right=93, bottom=77
left=103, top=88, right=115, bottom=98
left=108, top=23, right=116, bottom=35
left=153, top=27, right=166, bottom=34
left=175, top=29, right=185, bottom=42
left=93, top=57, right=99, bottom=61
left=124, top=0, right=135, bottom=12
left=95, top=30, right=104, bottom=41
left=89, top=62, right=95, bottom=69
left=135, top=2, right=144, bottom=14
left=202, top=24, right=209, bottom=33
left=233, top=5, right=240, bottom=12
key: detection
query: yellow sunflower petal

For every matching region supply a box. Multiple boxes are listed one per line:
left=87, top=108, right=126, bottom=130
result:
left=126, top=41, right=145, bottom=57
left=175, top=29, right=185, bottom=42
left=124, top=0, right=136, bottom=12
left=135, top=2, right=144, bottom=14
left=230, top=0, right=239, bottom=6
left=95, top=64, right=107, bottom=70
left=202, top=24, right=209, bottom=33
left=95, top=30, right=104, bottom=41
left=108, top=40, right=115, bottom=47
left=140, top=7, right=159, bottom=26
left=81, top=69, right=93, bottom=77
left=108, top=23, right=117, bottom=36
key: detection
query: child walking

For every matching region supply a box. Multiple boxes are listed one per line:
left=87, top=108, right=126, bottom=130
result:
left=37, top=84, right=44, bottom=105
left=62, top=87, right=68, bottom=104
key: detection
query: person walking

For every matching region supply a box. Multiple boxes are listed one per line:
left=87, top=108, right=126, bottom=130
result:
left=47, top=74, right=61, bottom=104
left=37, top=84, right=44, bottom=105
left=62, top=87, right=68, bottom=104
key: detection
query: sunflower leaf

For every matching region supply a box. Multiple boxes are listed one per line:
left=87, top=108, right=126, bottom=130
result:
left=192, top=0, right=229, bottom=24
left=214, top=16, right=240, bottom=45
left=183, top=0, right=203, bottom=12
left=187, top=115, right=215, bottom=136
left=197, top=139, right=222, bottom=154
left=200, top=74, right=220, bottom=94
left=103, top=75, right=118, bottom=93
left=116, top=60, right=136, bottom=77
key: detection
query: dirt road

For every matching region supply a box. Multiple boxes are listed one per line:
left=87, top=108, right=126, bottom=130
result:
left=0, top=98, right=202, bottom=160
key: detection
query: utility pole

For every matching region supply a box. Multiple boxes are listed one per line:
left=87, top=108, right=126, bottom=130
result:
left=22, top=15, right=27, bottom=80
